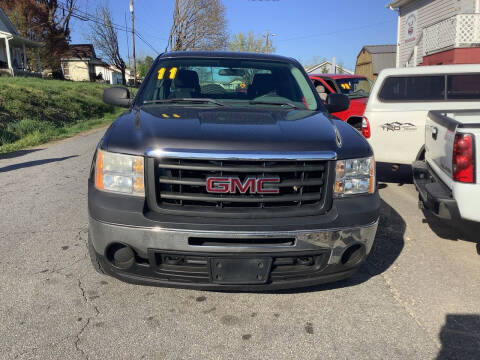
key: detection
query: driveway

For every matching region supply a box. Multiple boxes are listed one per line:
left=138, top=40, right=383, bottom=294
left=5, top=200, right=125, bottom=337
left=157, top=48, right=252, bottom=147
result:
left=1, top=129, right=479, bottom=359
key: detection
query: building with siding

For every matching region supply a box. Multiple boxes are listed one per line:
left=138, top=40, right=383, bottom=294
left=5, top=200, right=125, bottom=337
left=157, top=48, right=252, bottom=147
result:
left=388, top=0, right=480, bottom=67
left=61, top=44, right=100, bottom=81
left=305, top=58, right=354, bottom=75
left=355, top=45, right=397, bottom=81
left=61, top=44, right=126, bottom=84
left=94, top=63, right=123, bottom=85
left=0, top=8, right=42, bottom=77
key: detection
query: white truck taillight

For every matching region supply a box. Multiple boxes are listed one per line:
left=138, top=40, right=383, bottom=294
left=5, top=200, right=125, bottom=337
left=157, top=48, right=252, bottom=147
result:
left=453, top=133, right=475, bottom=183
left=361, top=116, right=371, bottom=139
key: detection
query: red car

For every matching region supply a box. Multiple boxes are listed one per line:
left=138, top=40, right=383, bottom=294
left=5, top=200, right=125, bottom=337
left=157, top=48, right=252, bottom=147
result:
left=309, top=74, right=372, bottom=131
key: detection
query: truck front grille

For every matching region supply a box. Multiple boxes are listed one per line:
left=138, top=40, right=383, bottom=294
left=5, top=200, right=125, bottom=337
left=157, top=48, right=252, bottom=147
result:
left=148, top=157, right=332, bottom=218
left=145, top=250, right=331, bottom=284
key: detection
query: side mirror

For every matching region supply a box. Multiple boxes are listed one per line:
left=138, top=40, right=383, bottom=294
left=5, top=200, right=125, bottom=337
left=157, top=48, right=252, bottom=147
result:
left=324, top=93, right=350, bottom=113
left=103, top=86, right=131, bottom=108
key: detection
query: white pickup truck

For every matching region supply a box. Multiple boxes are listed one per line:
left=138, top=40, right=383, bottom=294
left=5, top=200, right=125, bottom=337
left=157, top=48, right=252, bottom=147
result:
left=413, top=110, right=479, bottom=222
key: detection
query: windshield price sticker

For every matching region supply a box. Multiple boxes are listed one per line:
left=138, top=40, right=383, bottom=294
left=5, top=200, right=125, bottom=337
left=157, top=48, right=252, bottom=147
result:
left=157, top=68, right=166, bottom=79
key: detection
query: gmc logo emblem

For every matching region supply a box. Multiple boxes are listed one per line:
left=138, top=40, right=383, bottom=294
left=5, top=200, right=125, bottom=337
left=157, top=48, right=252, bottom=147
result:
left=206, top=177, right=280, bottom=194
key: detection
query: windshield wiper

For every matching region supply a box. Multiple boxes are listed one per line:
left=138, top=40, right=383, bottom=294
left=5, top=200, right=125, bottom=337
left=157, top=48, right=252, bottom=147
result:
left=249, top=100, right=299, bottom=109
left=143, top=98, right=225, bottom=106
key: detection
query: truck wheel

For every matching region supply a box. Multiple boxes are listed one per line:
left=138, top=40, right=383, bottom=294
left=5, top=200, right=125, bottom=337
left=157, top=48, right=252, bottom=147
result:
left=88, top=232, right=105, bottom=275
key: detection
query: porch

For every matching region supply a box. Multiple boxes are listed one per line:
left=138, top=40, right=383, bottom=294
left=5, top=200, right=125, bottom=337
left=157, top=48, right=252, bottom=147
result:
left=0, top=32, right=42, bottom=77
left=423, top=14, right=480, bottom=56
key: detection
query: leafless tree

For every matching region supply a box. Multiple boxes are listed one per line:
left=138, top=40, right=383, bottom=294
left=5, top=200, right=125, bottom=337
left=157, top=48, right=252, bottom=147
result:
left=89, top=4, right=126, bottom=84
left=167, top=0, right=228, bottom=52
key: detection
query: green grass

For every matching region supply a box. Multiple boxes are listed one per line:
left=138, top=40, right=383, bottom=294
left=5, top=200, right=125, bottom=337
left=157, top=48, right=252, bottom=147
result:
left=0, top=111, right=122, bottom=154
left=0, top=77, right=126, bottom=154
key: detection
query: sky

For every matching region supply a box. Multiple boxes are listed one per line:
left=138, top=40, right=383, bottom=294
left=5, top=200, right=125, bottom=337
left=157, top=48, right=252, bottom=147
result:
left=70, top=0, right=398, bottom=71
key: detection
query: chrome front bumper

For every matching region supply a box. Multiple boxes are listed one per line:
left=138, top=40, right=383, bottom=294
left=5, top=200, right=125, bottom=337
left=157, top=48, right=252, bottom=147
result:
left=89, top=217, right=378, bottom=265
left=89, top=217, right=378, bottom=289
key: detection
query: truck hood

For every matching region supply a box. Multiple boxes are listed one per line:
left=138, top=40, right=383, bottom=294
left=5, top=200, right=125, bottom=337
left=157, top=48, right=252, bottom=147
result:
left=103, top=105, right=370, bottom=159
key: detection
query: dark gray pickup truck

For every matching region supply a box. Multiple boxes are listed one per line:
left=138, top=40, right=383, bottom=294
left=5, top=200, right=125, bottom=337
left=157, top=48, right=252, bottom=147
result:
left=88, top=51, right=379, bottom=290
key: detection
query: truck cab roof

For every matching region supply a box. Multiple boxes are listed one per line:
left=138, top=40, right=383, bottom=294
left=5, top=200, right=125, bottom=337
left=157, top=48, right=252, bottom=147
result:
left=159, top=51, right=299, bottom=64
left=377, top=64, right=480, bottom=78
left=309, top=74, right=367, bottom=80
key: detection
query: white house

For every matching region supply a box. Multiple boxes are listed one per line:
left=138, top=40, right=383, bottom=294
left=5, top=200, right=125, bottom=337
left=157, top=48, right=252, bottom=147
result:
left=124, top=67, right=136, bottom=85
left=61, top=44, right=103, bottom=82
left=95, top=63, right=123, bottom=85
left=305, top=58, right=354, bottom=75
left=61, top=44, right=124, bottom=84
left=388, top=0, right=480, bottom=67
left=0, top=8, right=42, bottom=77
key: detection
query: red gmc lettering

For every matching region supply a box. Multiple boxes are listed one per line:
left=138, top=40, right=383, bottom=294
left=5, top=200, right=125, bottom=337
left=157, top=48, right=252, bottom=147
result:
left=206, top=177, right=230, bottom=193
left=206, top=177, right=280, bottom=194
left=231, top=178, right=256, bottom=194
left=257, top=178, right=280, bottom=194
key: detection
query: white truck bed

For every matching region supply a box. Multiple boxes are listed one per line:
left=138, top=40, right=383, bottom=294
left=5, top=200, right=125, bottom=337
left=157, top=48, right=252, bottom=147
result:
left=413, top=110, right=480, bottom=222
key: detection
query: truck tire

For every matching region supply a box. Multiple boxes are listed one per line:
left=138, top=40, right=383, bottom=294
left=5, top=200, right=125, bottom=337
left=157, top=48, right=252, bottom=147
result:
left=88, top=232, right=105, bottom=275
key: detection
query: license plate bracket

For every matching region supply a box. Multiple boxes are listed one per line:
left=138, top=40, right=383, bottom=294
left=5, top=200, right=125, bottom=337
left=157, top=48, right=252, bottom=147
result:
left=209, top=257, right=272, bottom=284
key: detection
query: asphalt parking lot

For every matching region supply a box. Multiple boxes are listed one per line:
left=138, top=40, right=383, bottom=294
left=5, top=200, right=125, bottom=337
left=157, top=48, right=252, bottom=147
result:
left=1, top=128, right=479, bottom=360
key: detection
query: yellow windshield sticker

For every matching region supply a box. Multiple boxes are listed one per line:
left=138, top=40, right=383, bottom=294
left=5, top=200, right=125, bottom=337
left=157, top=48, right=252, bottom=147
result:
left=161, top=113, right=169, bottom=118
left=173, top=113, right=180, bottom=118
left=157, top=68, right=166, bottom=79
left=169, top=67, right=178, bottom=79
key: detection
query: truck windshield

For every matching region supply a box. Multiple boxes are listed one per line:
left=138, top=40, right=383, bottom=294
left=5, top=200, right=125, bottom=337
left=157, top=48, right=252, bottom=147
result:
left=335, top=78, right=372, bottom=99
left=138, top=58, right=320, bottom=111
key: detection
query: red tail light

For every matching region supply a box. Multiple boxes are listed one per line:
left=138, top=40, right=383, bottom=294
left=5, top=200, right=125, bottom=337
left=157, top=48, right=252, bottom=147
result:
left=453, top=133, right=475, bottom=183
left=362, top=116, right=371, bottom=139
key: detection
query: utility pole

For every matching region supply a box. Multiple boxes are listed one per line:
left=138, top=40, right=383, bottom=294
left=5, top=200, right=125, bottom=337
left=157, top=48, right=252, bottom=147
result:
left=125, top=11, right=131, bottom=68
left=264, top=30, right=276, bottom=54
left=130, top=0, right=137, bottom=86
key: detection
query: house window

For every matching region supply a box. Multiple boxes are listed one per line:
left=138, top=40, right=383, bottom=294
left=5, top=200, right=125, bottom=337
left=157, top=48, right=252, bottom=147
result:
left=61, top=62, right=70, bottom=77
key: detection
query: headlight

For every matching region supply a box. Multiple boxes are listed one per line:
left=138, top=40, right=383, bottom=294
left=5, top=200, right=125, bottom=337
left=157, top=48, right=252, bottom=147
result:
left=334, top=156, right=375, bottom=197
left=94, top=149, right=145, bottom=196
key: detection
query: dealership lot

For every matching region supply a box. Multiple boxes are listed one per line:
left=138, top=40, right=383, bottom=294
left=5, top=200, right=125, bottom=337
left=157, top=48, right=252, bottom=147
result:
left=1, top=129, right=479, bottom=360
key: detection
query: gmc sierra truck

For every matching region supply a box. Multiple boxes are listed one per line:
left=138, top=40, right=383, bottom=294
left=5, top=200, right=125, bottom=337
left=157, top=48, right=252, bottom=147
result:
left=88, top=51, right=380, bottom=290
left=413, top=110, right=480, bottom=222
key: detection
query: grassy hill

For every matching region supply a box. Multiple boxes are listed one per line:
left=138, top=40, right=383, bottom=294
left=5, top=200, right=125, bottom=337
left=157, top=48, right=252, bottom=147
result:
left=0, top=77, right=124, bottom=154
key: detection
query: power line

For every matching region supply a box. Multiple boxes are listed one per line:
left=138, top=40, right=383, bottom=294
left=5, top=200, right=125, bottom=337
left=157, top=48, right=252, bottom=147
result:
left=129, top=0, right=170, bottom=41
left=58, top=2, right=159, bottom=54
left=66, top=2, right=167, bottom=42
left=60, top=3, right=128, bottom=32
left=135, top=32, right=159, bottom=54
left=276, top=20, right=395, bottom=42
